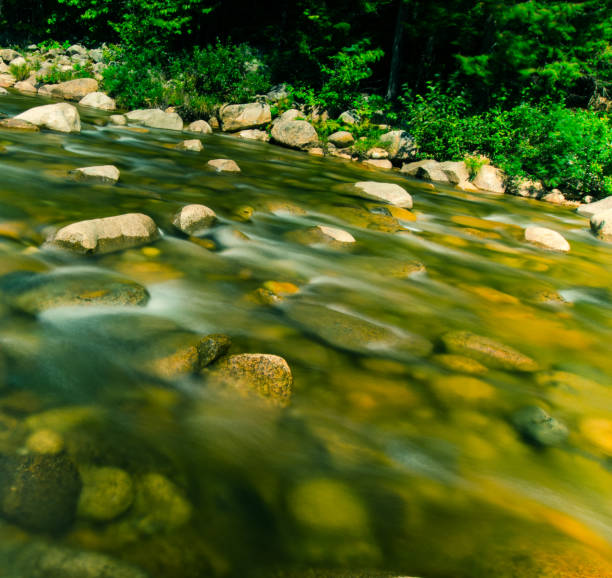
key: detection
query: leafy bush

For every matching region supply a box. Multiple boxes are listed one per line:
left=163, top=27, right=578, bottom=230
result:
left=37, top=62, right=93, bottom=84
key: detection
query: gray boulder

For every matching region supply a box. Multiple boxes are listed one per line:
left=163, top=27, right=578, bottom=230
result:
left=524, top=226, right=570, bottom=252
left=472, top=164, right=506, bottom=194
left=0, top=49, right=19, bottom=62
left=353, top=181, right=413, bottom=208
left=590, top=208, right=612, bottom=241
left=50, top=213, right=159, bottom=254
left=69, top=165, right=120, bottom=184
left=338, top=110, right=360, bottom=125
left=176, top=139, right=203, bottom=151
left=208, top=158, right=241, bottom=172
left=13, top=80, right=37, bottom=94
left=15, top=102, right=81, bottom=133
left=379, top=130, right=416, bottom=161
left=125, top=108, right=184, bottom=131
left=51, top=78, right=99, bottom=100
left=219, top=102, right=271, bottom=132
left=238, top=129, right=270, bottom=141
left=328, top=130, right=354, bottom=148
left=186, top=119, right=212, bottom=134
left=271, top=119, right=318, bottom=150
left=400, top=159, right=438, bottom=176
left=172, top=204, right=217, bottom=234
left=577, top=195, right=612, bottom=218
left=78, top=91, right=116, bottom=110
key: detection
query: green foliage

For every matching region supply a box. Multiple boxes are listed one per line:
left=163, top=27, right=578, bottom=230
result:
left=463, top=154, right=489, bottom=180
left=9, top=63, right=31, bottom=81
left=37, top=62, right=93, bottom=84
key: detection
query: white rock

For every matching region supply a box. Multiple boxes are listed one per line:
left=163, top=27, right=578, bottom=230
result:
left=51, top=213, right=159, bottom=254
left=109, top=114, right=127, bottom=126
left=363, top=159, right=393, bottom=169
left=219, top=102, right=271, bottom=132
left=238, top=129, right=270, bottom=141
left=70, top=165, right=120, bottom=184
left=15, top=102, right=81, bottom=133
left=524, top=226, right=570, bottom=252
left=208, top=159, right=240, bottom=172
left=271, top=119, right=318, bottom=149
left=172, top=204, right=217, bottom=234
left=590, top=209, right=612, bottom=242
left=576, top=196, right=612, bottom=218
left=125, top=108, right=183, bottom=131
left=316, top=225, right=355, bottom=244
left=353, top=181, right=413, bottom=208
left=176, top=139, right=203, bottom=151
left=186, top=120, right=212, bottom=134
left=13, top=80, right=37, bottom=94
left=79, top=91, right=116, bottom=111
left=472, top=164, right=505, bottom=194
left=9, top=56, right=27, bottom=67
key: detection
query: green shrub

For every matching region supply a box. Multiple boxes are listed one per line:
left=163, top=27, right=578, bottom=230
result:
left=9, top=62, right=31, bottom=81
left=37, top=62, right=93, bottom=84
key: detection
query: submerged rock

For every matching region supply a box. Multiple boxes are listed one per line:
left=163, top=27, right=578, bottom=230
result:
left=314, top=225, right=356, bottom=244
left=77, top=466, right=134, bottom=522
left=353, top=181, right=413, bottom=208
left=15, top=102, right=81, bottom=133
left=208, top=158, right=241, bottom=172
left=125, top=109, right=183, bottom=131
left=78, top=91, right=116, bottom=110
left=69, top=164, right=120, bottom=184
left=176, top=139, right=203, bottom=151
left=0, top=118, right=40, bottom=131
left=172, top=204, right=217, bottom=235
left=590, top=209, right=612, bottom=242
left=50, top=213, right=159, bottom=254
left=0, top=269, right=149, bottom=313
left=285, top=301, right=431, bottom=356
left=197, top=334, right=232, bottom=367
left=524, top=226, right=570, bottom=252
left=0, top=453, right=82, bottom=532
left=440, top=330, right=539, bottom=372
left=25, top=429, right=65, bottom=455
left=512, top=405, right=568, bottom=447
left=219, top=102, right=271, bottom=132
left=208, top=353, right=293, bottom=406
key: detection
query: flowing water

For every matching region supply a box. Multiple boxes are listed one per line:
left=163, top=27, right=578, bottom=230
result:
left=0, top=93, right=611, bottom=577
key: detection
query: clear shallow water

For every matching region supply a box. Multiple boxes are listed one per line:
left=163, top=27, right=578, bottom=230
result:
left=0, top=93, right=611, bottom=577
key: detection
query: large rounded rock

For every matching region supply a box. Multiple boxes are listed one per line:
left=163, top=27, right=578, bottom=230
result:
left=524, top=225, right=570, bottom=251
left=208, top=353, right=293, bottom=406
left=576, top=195, right=612, bottom=218
left=472, top=164, right=505, bottom=194
left=0, top=48, right=19, bottom=62
left=512, top=405, right=568, bottom=447
left=590, top=208, right=612, bottom=242
left=0, top=269, right=149, bottom=314
left=78, top=91, right=116, bottom=111
left=353, top=181, right=413, bottom=208
left=379, top=130, right=415, bottom=161
left=186, top=119, right=212, bottom=134
left=328, top=130, right=354, bottom=148
left=125, top=109, right=184, bottom=131
left=77, top=466, right=134, bottom=522
left=400, top=158, right=438, bottom=176
left=0, top=453, right=82, bottom=532
left=15, top=102, right=81, bottom=133
left=219, top=102, right=271, bottom=132
left=13, top=80, right=37, bottom=94
left=69, top=165, right=120, bottom=184
left=441, top=330, right=539, bottom=372
left=285, top=301, right=431, bottom=356
left=51, top=78, right=99, bottom=100
left=172, top=204, right=217, bottom=235
left=50, top=213, right=159, bottom=254
left=271, top=119, right=319, bottom=150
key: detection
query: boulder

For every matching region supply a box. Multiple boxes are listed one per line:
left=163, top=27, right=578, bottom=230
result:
left=265, top=84, right=290, bottom=102
left=512, top=177, right=544, bottom=198
left=0, top=74, right=15, bottom=88
left=524, top=226, right=570, bottom=252
left=275, top=108, right=301, bottom=123
left=400, top=158, right=438, bottom=176
left=50, top=213, right=159, bottom=254
left=208, top=158, right=240, bottom=172
left=238, top=129, right=270, bottom=141
left=379, top=130, right=416, bottom=161
left=0, top=118, right=39, bottom=131
left=13, top=80, right=37, bottom=94
left=416, top=162, right=449, bottom=183
left=0, top=269, right=149, bottom=314
left=186, top=119, right=212, bottom=134
left=367, top=147, right=388, bottom=159
left=313, top=225, right=356, bottom=244
left=78, top=91, right=116, bottom=111
left=69, top=164, right=120, bottom=184
left=590, top=208, right=612, bottom=242
left=89, top=48, right=104, bottom=62
left=437, top=160, right=478, bottom=191
left=328, top=130, right=354, bottom=148
left=363, top=159, right=393, bottom=169
left=109, top=114, right=127, bottom=126
left=576, top=195, right=612, bottom=218
left=338, top=110, right=360, bottom=125
left=472, top=164, right=506, bottom=194
left=0, top=49, right=19, bottom=63
left=176, top=139, right=203, bottom=152
left=67, top=44, right=87, bottom=56
left=353, top=181, right=413, bottom=208
left=0, top=86, right=7, bottom=95
left=512, top=405, right=568, bottom=447
left=271, top=119, right=319, bottom=149
left=219, top=102, right=271, bottom=132
left=441, top=330, right=539, bottom=372
left=0, top=453, right=82, bottom=532
left=172, top=204, right=217, bottom=234
left=51, top=78, right=99, bottom=100
left=15, top=102, right=81, bottom=133
left=37, top=83, right=58, bottom=97
left=9, top=56, right=26, bottom=67
left=208, top=353, right=293, bottom=406
left=125, top=108, right=184, bottom=131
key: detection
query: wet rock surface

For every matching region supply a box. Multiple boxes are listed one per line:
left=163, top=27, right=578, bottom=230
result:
left=512, top=405, right=569, bottom=447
